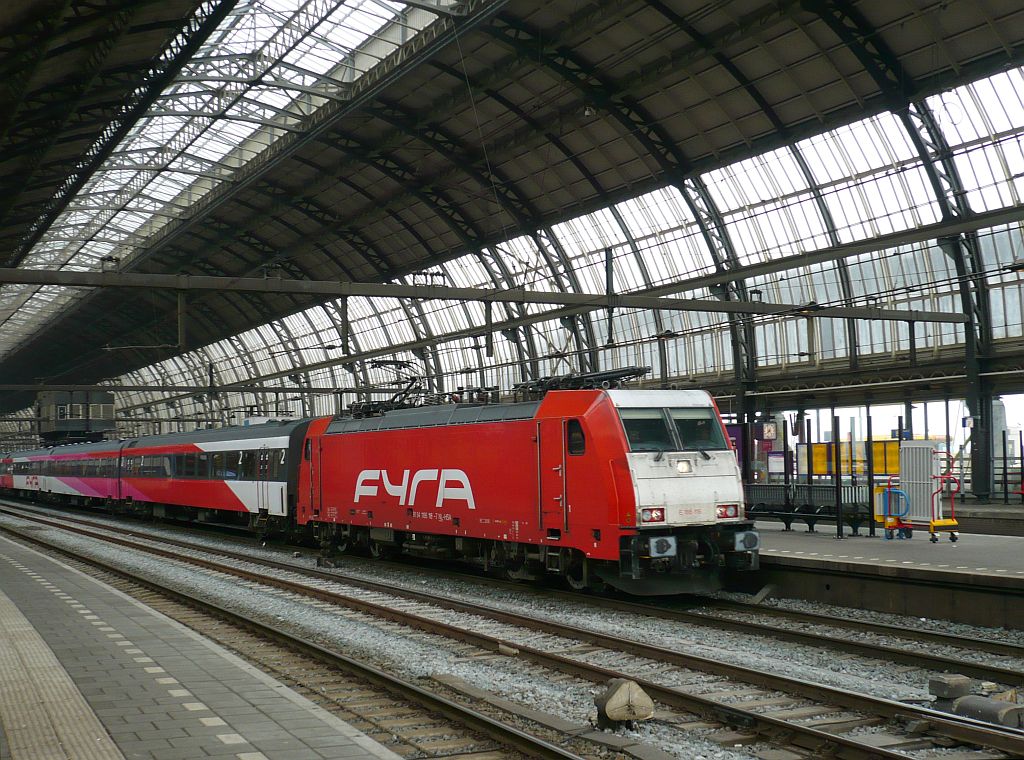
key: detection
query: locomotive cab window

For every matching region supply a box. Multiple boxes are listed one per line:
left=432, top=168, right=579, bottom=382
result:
left=619, top=407, right=727, bottom=453
left=566, top=419, right=585, bottom=455
left=670, top=408, right=728, bottom=451
left=619, top=408, right=674, bottom=452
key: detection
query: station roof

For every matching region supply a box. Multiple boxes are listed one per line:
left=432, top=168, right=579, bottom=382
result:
left=1, top=0, right=1023, bottom=428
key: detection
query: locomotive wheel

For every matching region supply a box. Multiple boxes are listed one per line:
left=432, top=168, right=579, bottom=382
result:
left=566, top=559, right=588, bottom=591
left=503, top=563, right=524, bottom=582
left=369, top=541, right=394, bottom=559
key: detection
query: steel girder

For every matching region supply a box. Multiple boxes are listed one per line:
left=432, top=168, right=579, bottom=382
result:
left=4, top=0, right=240, bottom=267
left=485, top=13, right=759, bottom=412
left=805, top=0, right=996, bottom=495
left=643, top=0, right=859, bottom=376
left=429, top=60, right=606, bottom=372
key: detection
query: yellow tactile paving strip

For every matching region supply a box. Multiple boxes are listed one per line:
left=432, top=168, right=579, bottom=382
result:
left=0, top=586, right=124, bottom=760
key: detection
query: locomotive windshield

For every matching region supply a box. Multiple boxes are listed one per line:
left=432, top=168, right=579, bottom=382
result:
left=619, top=407, right=728, bottom=453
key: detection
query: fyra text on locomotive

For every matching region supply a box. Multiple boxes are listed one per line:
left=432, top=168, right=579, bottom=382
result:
left=353, top=468, right=476, bottom=509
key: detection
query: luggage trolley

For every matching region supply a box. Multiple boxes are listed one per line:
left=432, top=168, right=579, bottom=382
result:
left=875, top=474, right=913, bottom=539
left=874, top=442, right=960, bottom=542
left=928, top=451, right=960, bottom=543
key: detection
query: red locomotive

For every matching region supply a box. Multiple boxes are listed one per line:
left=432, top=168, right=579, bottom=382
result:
left=1, top=371, right=759, bottom=594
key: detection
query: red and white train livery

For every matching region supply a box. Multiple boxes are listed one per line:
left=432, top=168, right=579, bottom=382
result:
left=1, top=388, right=758, bottom=594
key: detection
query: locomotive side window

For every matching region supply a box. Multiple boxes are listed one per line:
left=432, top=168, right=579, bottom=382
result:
left=566, top=419, right=586, bottom=455
left=669, top=408, right=728, bottom=451
left=619, top=408, right=674, bottom=452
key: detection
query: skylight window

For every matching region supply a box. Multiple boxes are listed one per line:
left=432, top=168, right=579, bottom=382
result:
left=0, top=0, right=451, bottom=359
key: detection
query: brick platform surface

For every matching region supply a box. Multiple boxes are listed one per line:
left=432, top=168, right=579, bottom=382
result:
left=0, top=535, right=402, bottom=760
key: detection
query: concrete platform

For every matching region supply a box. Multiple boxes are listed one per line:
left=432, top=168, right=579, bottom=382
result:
left=758, top=519, right=1024, bottom=578
left=0, top=535, right=402, bottom=760
left=752, top=521, right=1024, bottom=628
left=954, top=502, right=1024, bottom=536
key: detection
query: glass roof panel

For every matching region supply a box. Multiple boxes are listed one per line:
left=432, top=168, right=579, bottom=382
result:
left=23, top=65, right=1024, bottom=436
left=0, top=0, right=453, bottom=361
left=614, top=187, right=720, bottom=286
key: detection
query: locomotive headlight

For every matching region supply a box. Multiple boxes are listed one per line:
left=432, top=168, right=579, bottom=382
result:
left=676, top=460, right=692, bottom=474
left=640, top=507, right=665, bottom=523
left=716, top=504, right=739, bottom=519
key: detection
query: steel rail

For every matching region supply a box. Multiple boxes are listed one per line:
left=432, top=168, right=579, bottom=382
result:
left=700, top=600, right=1024, bottom=659
left=108, top=520, right=1024, bottom=684
left=0, top=520, right=584, bottom=760
left=3, top=500, right=1019, bottom=671
left=22, top=500, right=1016, bottom=677
left=2, top=506, right=1021, bottom=758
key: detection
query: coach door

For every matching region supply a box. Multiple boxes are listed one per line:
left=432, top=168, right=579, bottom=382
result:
left=305, top=437, right=323, bottom=519
left=537, top=419, right=568, bottom=536
left=255, top=446, right=272, bottom=514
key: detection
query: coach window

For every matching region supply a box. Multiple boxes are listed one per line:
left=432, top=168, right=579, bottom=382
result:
left=211, top=452, right=225, bottom=478
left=566, top=420, right=586, bottom=455
left=195, top=453, right=210, bottom=479
left=266, top=449, right=283, bottom=480
left=239, top=451, right=257, bottom=480
left=225, top=451, right=240, bottom=478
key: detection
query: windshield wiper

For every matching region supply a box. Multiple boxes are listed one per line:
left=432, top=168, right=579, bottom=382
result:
left=696, top=447, right=711, bottom=460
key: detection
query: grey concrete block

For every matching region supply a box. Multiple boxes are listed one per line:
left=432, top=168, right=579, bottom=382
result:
left=928, top=674, right=972, bottom=699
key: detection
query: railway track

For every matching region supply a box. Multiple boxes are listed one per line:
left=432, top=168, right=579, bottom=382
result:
left=9, top=501, right=1018, bottom=682
left=2, top=503, right=1023, bottom=759
left=0, top=516, right=583, bottom=760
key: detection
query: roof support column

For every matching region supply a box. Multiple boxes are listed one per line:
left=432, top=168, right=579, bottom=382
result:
left=902, top=105, right=993, bottom=498
left=477, top=250, right=537, bottom=382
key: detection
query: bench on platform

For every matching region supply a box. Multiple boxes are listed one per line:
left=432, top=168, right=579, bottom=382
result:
left=745, top=483, right=874, bottom=534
